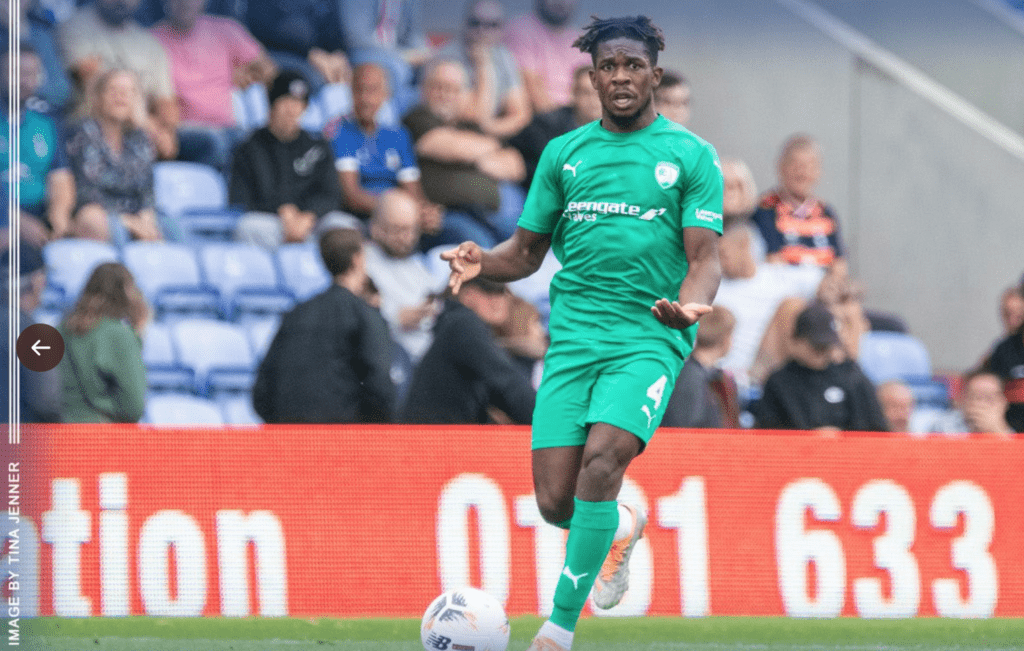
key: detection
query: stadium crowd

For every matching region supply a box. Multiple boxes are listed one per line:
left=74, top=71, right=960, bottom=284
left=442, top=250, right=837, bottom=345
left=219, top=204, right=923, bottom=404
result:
left=2, top=0, right=1022, bottom=435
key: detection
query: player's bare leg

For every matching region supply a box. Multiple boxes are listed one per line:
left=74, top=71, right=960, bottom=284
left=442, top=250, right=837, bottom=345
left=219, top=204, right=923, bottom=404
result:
left=532, top=446, right=584, bottom=527
left=527, top=425, right=642, bottom=650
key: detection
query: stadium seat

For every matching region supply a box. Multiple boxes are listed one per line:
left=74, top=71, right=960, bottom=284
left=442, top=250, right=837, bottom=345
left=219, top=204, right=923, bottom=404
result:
left=145, top=392, right=225, bottom=426
left=171, top=318, right=256, bottom=397
left=142, top=322, right=195, bottom=394
left=122, top=242, right=219, bottom=320
left=858, top=331, right=932, bottom=385
left=199, top=243, right=295, bottom=321
left=42, top=239, right=119, bottom=309
left=245, top=316, right=280, bottom=361
left=905, top=377, right=952, bottom=410
left=153, top=161, right=239, bottom=241
left=219, top=394, right=263, bottom=425
left=276, top=243, right=330, bottom=301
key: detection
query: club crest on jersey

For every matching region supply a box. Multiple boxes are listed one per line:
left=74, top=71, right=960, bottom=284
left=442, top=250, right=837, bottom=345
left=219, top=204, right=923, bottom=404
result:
left=655, top=161, right=679, bottom=189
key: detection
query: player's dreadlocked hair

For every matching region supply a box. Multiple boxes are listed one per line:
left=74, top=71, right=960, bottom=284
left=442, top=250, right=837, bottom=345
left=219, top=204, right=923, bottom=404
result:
left=572, top=16, right=665, bottom=66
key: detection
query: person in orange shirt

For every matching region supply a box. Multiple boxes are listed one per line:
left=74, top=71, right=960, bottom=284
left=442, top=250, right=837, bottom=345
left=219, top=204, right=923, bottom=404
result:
left=751, top=134, right=846, bottom=280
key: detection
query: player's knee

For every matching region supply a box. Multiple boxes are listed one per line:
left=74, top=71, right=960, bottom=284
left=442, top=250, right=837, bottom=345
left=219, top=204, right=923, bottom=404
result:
left=578, top=449, right=627, bottom=490
left=535, top=490, right=573, bottom=525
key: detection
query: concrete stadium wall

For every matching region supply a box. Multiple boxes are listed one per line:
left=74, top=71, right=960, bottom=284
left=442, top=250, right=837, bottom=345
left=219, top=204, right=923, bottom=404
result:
left=423, top=0, right=1024, bottom=371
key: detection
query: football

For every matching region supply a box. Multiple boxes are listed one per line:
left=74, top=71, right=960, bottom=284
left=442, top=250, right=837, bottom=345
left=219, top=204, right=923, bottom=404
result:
left=420, top=587, right=510, bottom=651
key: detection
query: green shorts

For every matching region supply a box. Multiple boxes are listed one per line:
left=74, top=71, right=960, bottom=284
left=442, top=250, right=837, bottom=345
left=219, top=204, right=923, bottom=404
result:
left=531, top=339, right=685, bottom=450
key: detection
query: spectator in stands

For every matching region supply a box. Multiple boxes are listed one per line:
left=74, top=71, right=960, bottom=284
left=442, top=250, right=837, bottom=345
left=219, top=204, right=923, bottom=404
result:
left=750, top=273, right=869, bottom=387
left=493, top=292, right=548, bottom=387
left=253, top=227, right=396, bottom=423
left=244, top=0, right=351, bottom=94
left=999, top=284, right=1024, bottom=338
left=1, top=0, right=74, bottom=116
left=364, top=189, right=443, bottom=363
left=64, top=68, right=178, bottom=245
left=503, top=0, right=591, bottom=114
left=714, top=222, right=824, bottom=392
left=59, top=262, right=148, bottom=423
left=1, top=44, right=76, bottom=246
left=720, top=158, right=759, bottom=230
left=941, top=370, right=1016, bottom=437
left=151, top=0, right=277, bottom=172
left=337, top=0, right=431, bottom=116
left=662, top=304, right=740, bottom=429
left=982, top=296, right=1024, bottom=432
left=229, top=70, right=356, bottom=248
left=0, top=243, right=63, bottom=422
left=328, top=62, right=438, bottom=230
left=754, top=300, right=888, bottom=433
left=401, top=276, right=536, bottom=424
left=508, top=64, right=601, bottom=189
left=877, top=379, right=914, bottom=434
left=58, top=0, right=179, bottom=159
left=654, top=69, right=690, bottom=126
left=403, top=58, right=526, bottom=249
left=438, top=0, right=531, bottom=140
left=751, top=134, right=846, bottom=284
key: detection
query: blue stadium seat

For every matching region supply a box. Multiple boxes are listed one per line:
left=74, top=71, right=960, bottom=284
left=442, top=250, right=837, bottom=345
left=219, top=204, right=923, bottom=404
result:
left=145, top=392, right=225, bottom=426
left=153, top=161, right=240, bottom=241
left=858, top=331, right=933, bottom=385
left=171, top=318, right=256, bottom=397
left=218, top=394, right=263, bottom=426
left=122, top=242, right=220, bottom=321
left=200, top=243, right=295, bottom=321
left=142, top=322, right=195, bottom=394
left=245, top=316, right=280, bottom=361
left=276, top=243, right=330, bottom=301
left=43, top=239, right=119, bottom=309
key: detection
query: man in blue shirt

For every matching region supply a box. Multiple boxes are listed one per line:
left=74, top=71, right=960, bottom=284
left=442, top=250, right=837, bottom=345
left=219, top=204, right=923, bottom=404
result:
left=327, top=62, right=439, bottom=230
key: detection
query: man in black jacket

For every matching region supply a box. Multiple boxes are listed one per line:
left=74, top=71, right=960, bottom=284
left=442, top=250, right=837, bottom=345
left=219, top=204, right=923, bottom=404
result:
left=253, top=228, right=396, bottom=422
left=401, top=277, right=536, bottom=424
left=755, top=300, right=888, bottom=433
left=229, top=70, right=357, bottom=248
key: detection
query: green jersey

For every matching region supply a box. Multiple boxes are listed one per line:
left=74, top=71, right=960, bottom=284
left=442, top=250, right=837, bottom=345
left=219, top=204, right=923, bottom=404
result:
left=518, top=115, right=724, bottom=359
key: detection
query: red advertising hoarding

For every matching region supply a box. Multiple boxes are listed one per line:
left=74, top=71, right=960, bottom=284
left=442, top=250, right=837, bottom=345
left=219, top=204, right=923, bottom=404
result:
left=4, top=425, right=1022, bottom=619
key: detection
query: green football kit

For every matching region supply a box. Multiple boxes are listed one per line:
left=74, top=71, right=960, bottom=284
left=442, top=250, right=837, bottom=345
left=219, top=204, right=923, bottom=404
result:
left=518, top=114, right=724, bottom=449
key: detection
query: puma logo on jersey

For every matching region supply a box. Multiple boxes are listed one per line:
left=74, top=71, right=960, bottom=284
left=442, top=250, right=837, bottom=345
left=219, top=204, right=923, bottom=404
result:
left=563, top=160, right=582, bottom=176
left=639, top=208, right=666, bottom=221
left=561, top=566, right=588, bottom=590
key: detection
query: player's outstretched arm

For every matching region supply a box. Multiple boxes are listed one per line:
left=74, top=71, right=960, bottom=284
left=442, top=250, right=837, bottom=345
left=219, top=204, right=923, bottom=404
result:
left=441, top=227, right=552, bottom=295
left=652, top=226, right=722, bottom=330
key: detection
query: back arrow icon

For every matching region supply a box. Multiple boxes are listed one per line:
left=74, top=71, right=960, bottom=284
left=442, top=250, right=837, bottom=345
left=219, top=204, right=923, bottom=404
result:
left=31, top=340, right=51, bottom=356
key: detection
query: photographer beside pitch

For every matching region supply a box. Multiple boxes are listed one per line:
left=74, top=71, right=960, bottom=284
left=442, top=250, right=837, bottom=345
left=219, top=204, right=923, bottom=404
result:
left=443, top=16, right=723, bottom=651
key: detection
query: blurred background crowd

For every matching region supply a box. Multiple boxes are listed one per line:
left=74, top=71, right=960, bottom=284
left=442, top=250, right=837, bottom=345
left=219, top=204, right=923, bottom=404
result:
left=3, top=0, right=1022, bottom=435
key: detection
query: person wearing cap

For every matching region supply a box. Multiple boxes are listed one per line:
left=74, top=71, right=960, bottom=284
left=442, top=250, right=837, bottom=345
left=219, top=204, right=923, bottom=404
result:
left=400, top=276, right=536, bottom=424
left=0, top=242, right=63, bottom=423
left=753, top=300, right=887, bottom=433
left=229, top=70, right=358, bottom=248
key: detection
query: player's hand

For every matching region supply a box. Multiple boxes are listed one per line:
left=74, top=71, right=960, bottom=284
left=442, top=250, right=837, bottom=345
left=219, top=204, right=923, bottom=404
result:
left=440, top=241, right=483, bottom=295
left=651, top=299, right=712, bottom=330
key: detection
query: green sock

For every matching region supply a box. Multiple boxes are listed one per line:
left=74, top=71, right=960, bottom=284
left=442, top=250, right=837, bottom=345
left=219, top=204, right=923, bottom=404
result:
left=549, top=498, right=619, bottom=631
left=553, top=517, right=572, bottom=530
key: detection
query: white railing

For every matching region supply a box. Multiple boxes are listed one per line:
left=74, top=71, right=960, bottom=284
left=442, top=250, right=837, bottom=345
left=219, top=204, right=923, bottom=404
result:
left=775, top=0, right=1024, bottom=161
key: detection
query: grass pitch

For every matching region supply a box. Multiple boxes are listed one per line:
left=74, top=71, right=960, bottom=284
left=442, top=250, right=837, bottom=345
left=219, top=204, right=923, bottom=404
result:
left=20, top=615, right=1024, bottom=650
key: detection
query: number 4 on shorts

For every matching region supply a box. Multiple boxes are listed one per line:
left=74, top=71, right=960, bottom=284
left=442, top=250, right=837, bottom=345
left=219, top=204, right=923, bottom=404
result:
left=646, top=375, right=667, bottom=409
